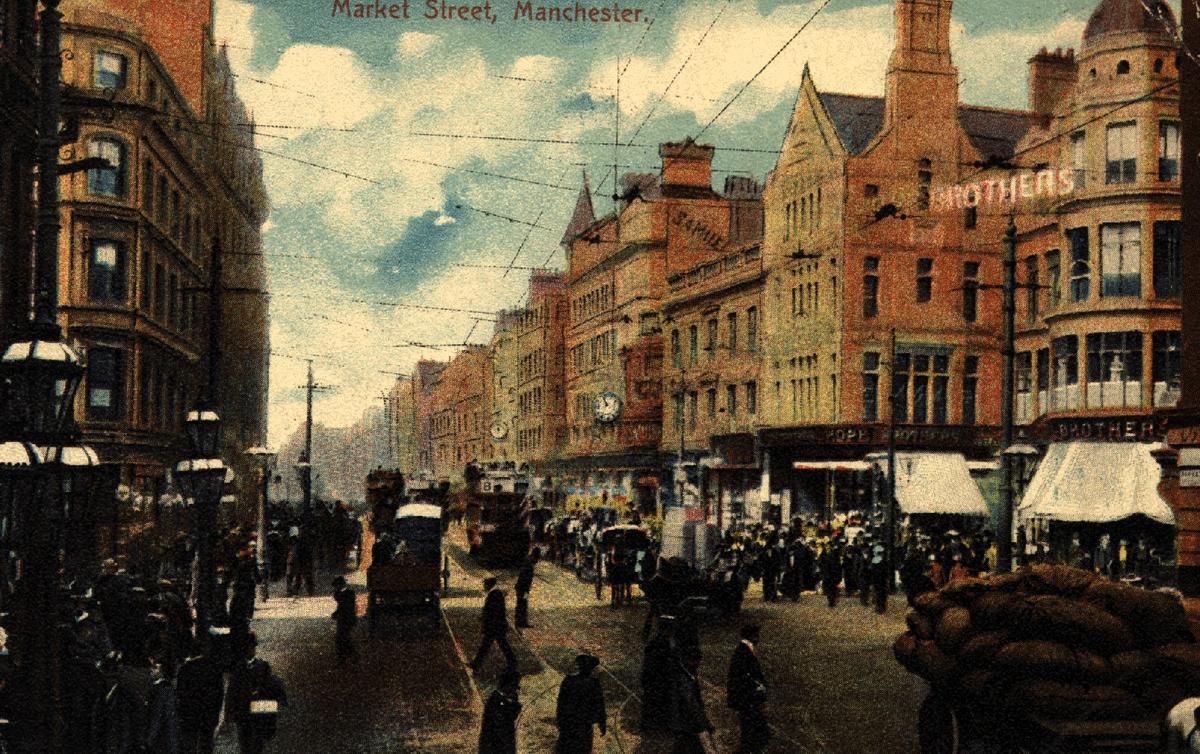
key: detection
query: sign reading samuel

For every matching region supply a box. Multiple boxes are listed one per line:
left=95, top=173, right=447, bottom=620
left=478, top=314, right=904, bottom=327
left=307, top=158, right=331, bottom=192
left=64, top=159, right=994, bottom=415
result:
left=933, top=168, right=1074, bottom=211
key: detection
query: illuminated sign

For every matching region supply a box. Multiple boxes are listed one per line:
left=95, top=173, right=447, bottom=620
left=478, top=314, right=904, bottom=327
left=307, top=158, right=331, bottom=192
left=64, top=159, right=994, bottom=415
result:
left=933, top=168, right=1074, bottom=211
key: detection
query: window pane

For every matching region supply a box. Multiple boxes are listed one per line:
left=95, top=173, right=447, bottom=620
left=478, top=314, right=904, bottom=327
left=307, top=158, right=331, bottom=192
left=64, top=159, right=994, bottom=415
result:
left=1154, top=221, right=1181, bottom=298
left=95, top=51, right=127, bottom=89
left=932, top=376, right=948, bottom=425
left=1101, top=223, right=1141, bottom=297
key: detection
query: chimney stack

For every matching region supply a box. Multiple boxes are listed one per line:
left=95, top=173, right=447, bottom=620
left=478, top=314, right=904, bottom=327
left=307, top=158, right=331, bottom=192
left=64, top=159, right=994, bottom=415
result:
left=1028, top=47, right=1077, bottom=117
left=659, top=139, right=715, bottom=191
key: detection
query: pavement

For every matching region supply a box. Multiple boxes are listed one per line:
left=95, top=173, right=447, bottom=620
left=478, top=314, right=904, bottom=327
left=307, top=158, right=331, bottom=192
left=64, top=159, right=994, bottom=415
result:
left=223, top=530, right=923, bottom=753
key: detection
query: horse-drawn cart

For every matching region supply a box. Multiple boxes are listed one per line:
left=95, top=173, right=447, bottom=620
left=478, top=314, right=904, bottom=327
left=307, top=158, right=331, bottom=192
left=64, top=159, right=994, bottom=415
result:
left=367, top=502, right=443, bottom=634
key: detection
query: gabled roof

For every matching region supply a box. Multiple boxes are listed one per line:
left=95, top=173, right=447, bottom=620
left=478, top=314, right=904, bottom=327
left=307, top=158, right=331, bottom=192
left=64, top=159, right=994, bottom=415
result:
left=816, top=92, right=1034, bottom=161
left=561, top=172, right=596, bottom=246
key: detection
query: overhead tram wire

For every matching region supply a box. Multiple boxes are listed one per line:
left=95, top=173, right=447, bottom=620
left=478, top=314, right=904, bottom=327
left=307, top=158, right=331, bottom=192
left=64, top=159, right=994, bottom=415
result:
left=499, top=165, right=572, bottom=278
left=452, top=202, right=559, bottom=232
left=408, top=131, right=782, bottom=154
left=269, top=291, right=498, bottom=317
left=695, top=0, right=835, bottom=140
left=176, top=122, right=383, bottom=184
left=624, top=0, right=732, bottom=147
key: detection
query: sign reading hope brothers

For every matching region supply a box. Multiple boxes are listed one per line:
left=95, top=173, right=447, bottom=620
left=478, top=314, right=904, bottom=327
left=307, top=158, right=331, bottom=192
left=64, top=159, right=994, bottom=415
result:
left=932, top=167, right=1074, bottom=211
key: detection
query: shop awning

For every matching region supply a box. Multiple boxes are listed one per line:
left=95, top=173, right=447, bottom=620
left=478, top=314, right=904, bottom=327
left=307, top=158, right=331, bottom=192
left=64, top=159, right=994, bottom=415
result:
left=1018, top=442, right=1174, bottom=525
left=792, top=460, right=871, bottom=472
left=869, top=452, right=990, bottom=517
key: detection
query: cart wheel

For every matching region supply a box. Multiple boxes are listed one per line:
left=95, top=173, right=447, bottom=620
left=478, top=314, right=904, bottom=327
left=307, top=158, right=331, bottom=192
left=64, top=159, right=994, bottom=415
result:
left=918, top=694, right=961, bottom=754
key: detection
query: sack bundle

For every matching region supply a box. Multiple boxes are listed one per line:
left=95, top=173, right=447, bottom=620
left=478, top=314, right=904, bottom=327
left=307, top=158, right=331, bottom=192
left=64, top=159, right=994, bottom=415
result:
left=893, top=564, right=1196, bottom=720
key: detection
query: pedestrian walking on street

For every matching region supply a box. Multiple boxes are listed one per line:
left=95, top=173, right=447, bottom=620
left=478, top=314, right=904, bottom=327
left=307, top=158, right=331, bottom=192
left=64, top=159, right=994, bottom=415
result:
left=819, top=544, right=842, bottom=609
left=144, top=658, right=180, bottom=753
left=286, top=530, right=314, bottom=597
left=471, top=577, right=517, bottom=671
left=479, top=668, right=522, bottom=754
left=176, top=643, right=224, bottom=754
left=669, top=646, right=716, bottom=754
left=331, top=576, right=358, bottom=665
left=726, top=624, right=770, bottom=754
left=555, top=653, right=607, bottom=753
left=641, top=615, right=677, bottom=731
left=514, top=548, right=540, bottom=629
left=226, top=632, right=287, bottom=754
left=91, top=650, right=146, bottom=754
left=870, top=546, right=891, bottom=614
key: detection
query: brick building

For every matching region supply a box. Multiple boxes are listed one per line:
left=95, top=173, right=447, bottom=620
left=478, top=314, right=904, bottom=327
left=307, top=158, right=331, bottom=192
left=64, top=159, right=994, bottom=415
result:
left=759, top=0, right=1031, bottom=519
left=660, top=175, right=764, bottom=520
left=56, top=1, right=269, bottom=506
left=428, top=347, right=491, bottom=483
left=488, top=308, right=522, bottom=462
left=515, top=269, right=568, bottom=467
left=1003, top=0, right=1182, bottom=549
left=411, top=358, right=446, bottom=474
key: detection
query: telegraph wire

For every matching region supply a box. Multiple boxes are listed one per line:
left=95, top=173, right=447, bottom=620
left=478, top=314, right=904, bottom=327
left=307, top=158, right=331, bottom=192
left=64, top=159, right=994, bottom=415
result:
left=398, top=157, right=578, bottom=192
left=696, top=0, right=835, bottom=140
left=625, top=0, right=732, bottom=147
left=270, top=291, right=498, bottom=317
left=408, top=131, right=782, bottom=154
left=499, top=166, right=572, bottom=278
left=177, top=122, right=384, bottom=184
left=229, top=72, right=320, bottom=99
left=452, top=202, right=558, bottom=231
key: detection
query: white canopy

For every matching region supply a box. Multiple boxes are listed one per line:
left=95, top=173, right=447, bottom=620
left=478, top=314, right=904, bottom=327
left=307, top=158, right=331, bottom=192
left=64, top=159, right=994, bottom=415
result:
left=793, top=460, right=871, bottom=472
left=396, top=503, right=443, bottom=520
left=1018, top=442, right=1174, bottom=525
left=869, top=452, right=990, bottom=517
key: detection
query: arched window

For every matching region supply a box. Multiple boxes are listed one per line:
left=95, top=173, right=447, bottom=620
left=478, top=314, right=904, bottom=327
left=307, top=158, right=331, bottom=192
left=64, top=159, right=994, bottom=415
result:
left=1154, top=58, right=1164, bottom=73
left=1116, top=60, right=1130, bottom=75
left=86, top=137, right=128, bottom=197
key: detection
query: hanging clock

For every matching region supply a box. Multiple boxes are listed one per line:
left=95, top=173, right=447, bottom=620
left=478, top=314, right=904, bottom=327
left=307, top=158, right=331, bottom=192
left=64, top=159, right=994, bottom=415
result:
left=593, top=391, right=623, bottom=423
left=489, top=421, right=509, bottom=441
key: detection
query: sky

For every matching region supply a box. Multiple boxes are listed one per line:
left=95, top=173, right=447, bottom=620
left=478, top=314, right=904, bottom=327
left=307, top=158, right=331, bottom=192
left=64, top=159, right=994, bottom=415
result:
left=210, top=0, right=1181, bottom=447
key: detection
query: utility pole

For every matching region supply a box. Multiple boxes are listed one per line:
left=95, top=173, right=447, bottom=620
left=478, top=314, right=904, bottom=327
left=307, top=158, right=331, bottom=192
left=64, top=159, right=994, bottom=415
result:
left=997, top=217, right=1017, bottom=573
left=378, top=391, right=393, bottom=466
left=297, top=360, right=331, bottom=515
left=883, top=328, right=897, bottom=610
left=1181, top=4, right=1200, bottom=409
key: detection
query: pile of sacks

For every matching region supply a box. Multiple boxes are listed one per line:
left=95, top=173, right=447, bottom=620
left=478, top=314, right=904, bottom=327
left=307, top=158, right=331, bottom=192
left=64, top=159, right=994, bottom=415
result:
left=893, top=564, right=1199, bottom=721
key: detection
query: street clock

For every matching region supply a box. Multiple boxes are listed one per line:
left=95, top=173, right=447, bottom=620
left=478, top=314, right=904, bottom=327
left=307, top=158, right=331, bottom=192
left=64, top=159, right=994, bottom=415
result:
left=593, top=391, right=623, bottom=423
left=489, top=421, right=509, bottom=441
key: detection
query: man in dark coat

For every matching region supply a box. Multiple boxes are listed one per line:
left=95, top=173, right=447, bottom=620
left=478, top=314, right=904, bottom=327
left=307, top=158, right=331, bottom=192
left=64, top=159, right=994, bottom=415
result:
left=819, top=545, right=843, bottom=608
left=331, top=576, right=358, bottom=664
left=514, top=548, right=540, bottom=629
left=555, top=654, right=607, bottom=753
left=226, top=632, right=287, bottom=754
left=726, top=624, right=770, bottom=753
left=471, top=577, right=517, bottom=670
left=91, top=650, right=145, bottom=754
left=176, top=643, right=224, bottom=754
left=669, top=646, right=714, bottom=754
left=641, top=616, right=677, bottom=731
left=479, top=668, right=521, bottom=754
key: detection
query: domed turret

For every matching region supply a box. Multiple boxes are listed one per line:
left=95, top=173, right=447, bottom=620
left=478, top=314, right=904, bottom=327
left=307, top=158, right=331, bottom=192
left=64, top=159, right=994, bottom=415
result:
left=1082, top=0, right=1176, bottom=46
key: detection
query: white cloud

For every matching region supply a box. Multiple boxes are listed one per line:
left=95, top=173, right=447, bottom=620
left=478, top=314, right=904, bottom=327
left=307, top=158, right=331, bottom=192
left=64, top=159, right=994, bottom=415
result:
left=398, top=32, right=440, bottom=57
left=434, top=214, right=455, bottom=226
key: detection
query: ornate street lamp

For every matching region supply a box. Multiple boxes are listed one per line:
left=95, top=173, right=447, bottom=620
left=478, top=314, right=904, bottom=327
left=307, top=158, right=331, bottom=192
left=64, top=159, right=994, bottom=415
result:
left=0, top=335, right=84, bottom=444
left=245, top=446, right=276, bottom=600
left=177, top=407, right=226, bottom=635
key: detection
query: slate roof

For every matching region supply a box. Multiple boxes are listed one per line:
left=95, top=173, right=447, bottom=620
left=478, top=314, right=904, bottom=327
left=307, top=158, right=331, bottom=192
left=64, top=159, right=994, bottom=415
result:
left=561, top=172, right=596, bottom=246
left=816, top=92, right=1035, bottom=161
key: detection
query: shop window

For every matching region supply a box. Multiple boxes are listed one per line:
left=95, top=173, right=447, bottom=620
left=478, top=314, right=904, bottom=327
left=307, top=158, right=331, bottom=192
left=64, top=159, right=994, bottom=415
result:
left=1086, top=331, right=1143, bottom=408
left=1153, top=331, right=1182, bottom=407
left=1051, top=335, right=1080, bottom=410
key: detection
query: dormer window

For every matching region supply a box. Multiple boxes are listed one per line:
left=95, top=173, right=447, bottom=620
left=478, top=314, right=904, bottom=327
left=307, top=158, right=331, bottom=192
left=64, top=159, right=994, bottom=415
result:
left=1116, top=60, right=1130, bottom=75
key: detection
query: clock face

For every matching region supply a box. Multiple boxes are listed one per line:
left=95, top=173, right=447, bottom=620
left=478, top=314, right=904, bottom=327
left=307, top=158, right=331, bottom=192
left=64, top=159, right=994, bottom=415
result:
left=489, top=422, right=508, bottom=441
left=593, top=392, right=623, bottom=423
